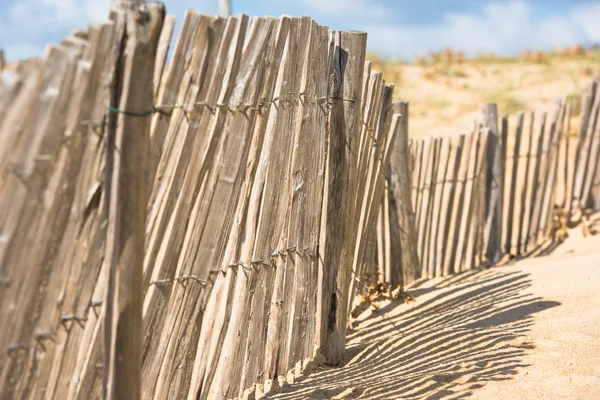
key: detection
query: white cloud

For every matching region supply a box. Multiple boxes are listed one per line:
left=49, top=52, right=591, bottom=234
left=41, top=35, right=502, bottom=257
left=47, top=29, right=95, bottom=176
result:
left=2, top=0, right=600, bottom=62
left=357, top=1, right=600, bottom=59
left=0, top=0, right=109, bottom=61
left=292, top=0, right=389, bottom=22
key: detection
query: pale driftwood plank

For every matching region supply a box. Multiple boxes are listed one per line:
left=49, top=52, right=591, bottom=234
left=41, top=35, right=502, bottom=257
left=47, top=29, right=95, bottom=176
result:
left=411, top=139, right=424, bottom=212
left=346, top=70, right=385, bottom=321
left=148, top=17, right=278, bottom=400
left=564, top=98, right=576, bottom=212
left=316, top=29, right=366, bottom=366
left=571, top=82, right=599, bottom=219
left=580, top=88, right=600, bottom=211
left=416, top=137, right=435, bottom=276
left=0, top=19, right=123, bottom=398
left=539, top=101, right=567, bottom=238
left=443, top=133, right=471, bottom=276
left=537, top=102, right=563, bottom=241
left=153, top=15, right=176, bottom=99
left=428, top=137, right=450, bottom=278
left=506, top=112, right=524, bottom=255
left=517, top=112, right=535, bottom=255
left=0, top=43, right=87, bottom=400
left=481, top=103, right=503, bottom=265
left=103, top=5, right=164, bottom=400
left=148, top=11, right=205, bottom=180
left=436, top=135, right=462, bottom=277
left=414, top=138, right=429, bottom=230
left=454, top=129, right=481, bottom=272
left=465, top=127, right=488, bottom=271
left=44, top=17, right=128, bottom=400
left=500, top=114, right=510, bottom=256
left=140, top=17, right=238, bottom=393
left=525, top=112, right=547, bottom=253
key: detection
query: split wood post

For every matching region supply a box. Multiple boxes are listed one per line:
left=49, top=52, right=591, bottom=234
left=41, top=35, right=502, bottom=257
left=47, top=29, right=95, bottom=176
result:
left=103, top=4, right=164, bottom=400
left=387, top=101, right=420, bottom=285
left=317, top=30, right=367, bottom=366
left=481, top=104, right=503, bottom=265
left=0, top=50, right=4, bottom=71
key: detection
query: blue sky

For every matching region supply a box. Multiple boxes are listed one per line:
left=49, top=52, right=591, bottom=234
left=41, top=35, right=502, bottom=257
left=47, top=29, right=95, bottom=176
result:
left=1, top=0, right=600, bottom=62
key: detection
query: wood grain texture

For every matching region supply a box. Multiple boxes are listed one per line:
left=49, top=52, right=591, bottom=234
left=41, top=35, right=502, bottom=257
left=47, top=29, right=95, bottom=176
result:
left=481, top=103, right=503, bottom=265
left=103, top=5, right=164, bottom=400
left=388, top=101, right=421, bottom=284
left=316, top=29, right=367, bottom=366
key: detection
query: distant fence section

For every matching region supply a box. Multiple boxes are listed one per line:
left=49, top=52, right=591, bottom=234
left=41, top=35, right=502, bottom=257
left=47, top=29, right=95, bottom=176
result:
left=0, top=6, right=398, bottom=400
left=378, top=82, right=600, bottom=287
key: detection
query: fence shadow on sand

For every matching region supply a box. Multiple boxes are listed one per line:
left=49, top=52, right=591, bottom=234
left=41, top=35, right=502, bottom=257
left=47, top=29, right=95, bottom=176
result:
left=271, top=267, right=560, bottom=399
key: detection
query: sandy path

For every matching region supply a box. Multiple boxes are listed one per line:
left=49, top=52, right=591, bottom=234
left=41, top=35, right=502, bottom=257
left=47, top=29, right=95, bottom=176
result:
left=268, top=232, right=600, bottom=399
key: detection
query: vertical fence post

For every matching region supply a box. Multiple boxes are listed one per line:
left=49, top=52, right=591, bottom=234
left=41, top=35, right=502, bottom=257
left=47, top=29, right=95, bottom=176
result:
left=317, top=30, right=367, bottom=366
left=481, top=104, right=503, bottom=265
left=104, top=4, right=164, bottom=400
left=387, top=101, right=420, bottom=285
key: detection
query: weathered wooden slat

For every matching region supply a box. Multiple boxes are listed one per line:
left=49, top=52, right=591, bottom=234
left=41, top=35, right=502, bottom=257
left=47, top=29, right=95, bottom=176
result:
left=443, top=133, right=472, bottom=276
left=536, top=102, right=563, bottom=242
left=347, top=71, right=386, bottom=311
left=539, top=101, right=567, bottom=238
left=517, top=112, right=535, bottom=255
left=428, top=137, right=450, bottom=278
left=140, top=17, right=241, bottom=397
left=436, top=135, right=463, bottom=277
left=416, top=137, right=436, bottom=276
left=464, top=127, right=489, bottom=271
left=525, top=112, right=547, bottom=252
left=580, top=90, right=600, bottom=211
left=454, top=129, right=482, bottom=272
left=571, top=82, right=599, bottom=218
left=506, top=112, right=524, bottom=255
left=0, top=19, right=124, bottom=398
left=148, top=11, right=206, bottom=180
left=411, top=139, right=424, bottom=212
left=147, top=17, right=277, bottom=400
left=563, top=98, right=576, bottom=212
left=153, top=15, right=176, bottom=99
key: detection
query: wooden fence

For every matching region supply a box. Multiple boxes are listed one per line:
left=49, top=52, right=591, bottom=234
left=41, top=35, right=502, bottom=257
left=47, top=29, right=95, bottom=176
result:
left=2, top=4, right=600, bottom=400
left=0, top=6, right=399, bottom=400
left=380, top=82, right=600, bottom=286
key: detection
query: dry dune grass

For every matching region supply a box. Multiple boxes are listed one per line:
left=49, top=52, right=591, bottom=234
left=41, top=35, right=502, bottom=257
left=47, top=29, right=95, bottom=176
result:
left=370, top=46, right=600, bottom=138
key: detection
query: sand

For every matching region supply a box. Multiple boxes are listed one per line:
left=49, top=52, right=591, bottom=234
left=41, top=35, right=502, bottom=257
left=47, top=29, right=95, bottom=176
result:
left=267, top=229, right=600, bottom=399
left=373, top=60, right=599, bottom=138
